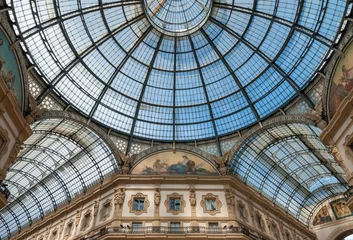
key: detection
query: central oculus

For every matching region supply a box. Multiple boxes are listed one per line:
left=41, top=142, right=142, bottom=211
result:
left=144, top=0, right=212, bottom=36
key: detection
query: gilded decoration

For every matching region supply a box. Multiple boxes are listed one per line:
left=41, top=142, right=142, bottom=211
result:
left=330, top=198, right=353, bottom=220
left=131, top=151, right=218, bottom=175
left=164, top=193, right=186, bottom=215
left=313, top=205, right=332, bottom=226
left=128, top=193, right=150, bottom=215
left=237, top=199, right=248, bottom=222
left=200, top=193, right=222, bottom=216
left=100, top=199, right=112, bottom=222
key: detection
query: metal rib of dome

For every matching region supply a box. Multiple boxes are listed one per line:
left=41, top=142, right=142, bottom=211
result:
left=10, top=0, right=349, bottom=141
left=230, top=123, right=348, bottom=225
left=0, top=118, right=119, bottom=238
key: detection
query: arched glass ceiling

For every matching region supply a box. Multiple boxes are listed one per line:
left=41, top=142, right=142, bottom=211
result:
left=0, top=119, right=119, bottom=239
left=230, top=123, right=348, bottom=225
left=10, top=0, right=348, bottom=141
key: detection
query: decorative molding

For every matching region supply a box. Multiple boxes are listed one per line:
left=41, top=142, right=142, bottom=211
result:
left=164, top=192, right=186, bottom=215
left=154, top=188, right=161, bottom=206
left=0, top=125, right=9, bottom=158
left=81, top=209, right=92, bottom=231
left=100, top=199, right=112, bottom=222
left=200, top=193, right=222, bottom=216
left=237, top=199, right=249, bottom=222
left=65, top=219, right=74, bottom=237
left=189, top=188, right=196, bottom=207
left=325, top=223, right=353, bottom=240
left=254, top=211, right=265, bottom=231
left=128, top=193, right=150, bottom=215
left=269, top=220, right=280, bottom=238
left=114, top=188, right=125, bottom=206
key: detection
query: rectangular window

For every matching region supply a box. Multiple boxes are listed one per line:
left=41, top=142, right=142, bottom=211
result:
left=132, top=222, right=142, bottom=233
left=51, top=231, right=57, bottom=240
left=133, top=198, right=145, bottom=211
left=67, top=223, right=73, bottom=236
left=205, top=199, right=216, bottom=211
left=170, top=198, right=181, bottom=210
left=208, top=223, right=218, bottom=233
left=170, top=222, right=181, bottom=233
left=83, top=214, right=90, bottom=229
left=104, top=205, right=110, bottom=217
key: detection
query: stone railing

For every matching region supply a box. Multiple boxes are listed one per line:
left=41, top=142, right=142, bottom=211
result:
left=81, top=226, right=264, bottom=240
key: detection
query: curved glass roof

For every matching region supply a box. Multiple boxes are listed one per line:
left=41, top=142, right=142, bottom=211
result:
left=0, top=119, right=118, bottom=238
left=230, top=123, right=348, bottom=225
left=144, top=0, right=212, bottom=36
left=10, top=0, right=348, bottom=141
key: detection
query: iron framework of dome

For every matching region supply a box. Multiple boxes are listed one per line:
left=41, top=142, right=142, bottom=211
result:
left=9, top=0, right=349, bottom=141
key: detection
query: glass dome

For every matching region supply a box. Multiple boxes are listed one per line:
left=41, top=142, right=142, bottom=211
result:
left=11, top=0, right=347, bottom=141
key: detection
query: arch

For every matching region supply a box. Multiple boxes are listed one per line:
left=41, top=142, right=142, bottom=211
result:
left=0, top=114, right=121, bottom=239
left=326, top=224, right=353, bottom=240
left=228, top=121, right=348, bottom=225
left=129, top=144, right=220, bottom=175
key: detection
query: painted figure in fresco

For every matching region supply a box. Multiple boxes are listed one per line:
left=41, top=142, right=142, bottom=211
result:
left=0, top=39, right=5, bottom=71
left=167, top=156, right=196, bottom=174
left=340, top=65, right=353, bottom=91
left=153, top=159, right=162, bottom=174
left=0, top=38, right=14, bottom=90
left=313, top=206, right=332, bottom=226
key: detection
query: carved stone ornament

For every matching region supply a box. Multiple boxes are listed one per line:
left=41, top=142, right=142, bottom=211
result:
left=200, top=193, right=222, bottom=216
left=164, top=192, right=186, bottom=215
left=328, top=145, right=349, bottom=172
left=93, top=200, right=99, bottom=216
left=154, top=188, right=161, bottom=206
left=210, top=151, right=230, bottom=175
left=128, top=192, right=150, bottom=215
left=254, top=211, right=265, bottom=230
left=118, top=151, right=138, bottom=174
left=25, top=93, right=45, bottom=124
left=225, top=189, right=234, bottom=206
left=189, top=188, right=196, bottom=206
left=237, top=199, right=249, bottom=222
left=0, top=126, right=9, bottom=158
left=114, top=188, right=125, bottom=206
left=75, top=211, right=81, bottom=227
left=269, top=220, right=280, bottom=238
left=304, top=96, right=327, bottom=129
